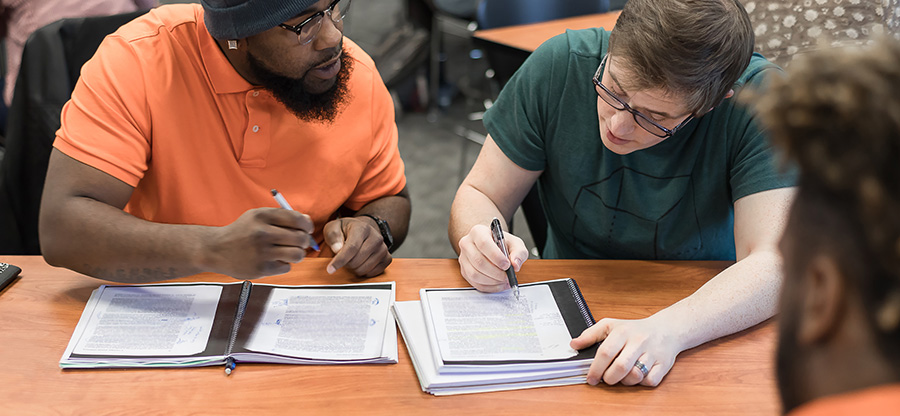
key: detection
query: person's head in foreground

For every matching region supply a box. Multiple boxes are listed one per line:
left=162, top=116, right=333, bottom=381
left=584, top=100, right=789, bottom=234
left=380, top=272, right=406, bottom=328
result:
left=598, top=0, right=753, bottom=154
left=756, top=38, right=900, bottom=415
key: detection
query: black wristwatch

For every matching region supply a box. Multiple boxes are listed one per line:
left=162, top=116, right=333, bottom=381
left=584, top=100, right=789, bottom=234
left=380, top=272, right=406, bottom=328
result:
left=360, top=214, right=394, bottom=251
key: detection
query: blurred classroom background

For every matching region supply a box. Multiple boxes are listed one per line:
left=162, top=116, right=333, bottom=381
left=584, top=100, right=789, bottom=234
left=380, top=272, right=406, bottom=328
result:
left=1, top=0, right=896, bottom=258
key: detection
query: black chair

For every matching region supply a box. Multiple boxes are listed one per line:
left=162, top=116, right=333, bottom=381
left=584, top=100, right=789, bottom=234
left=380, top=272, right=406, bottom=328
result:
left=0, top=10, right=146, bottom=254
left=476, top=0, right=609, bottom=257
left=609, top=0, right=628, bottom=10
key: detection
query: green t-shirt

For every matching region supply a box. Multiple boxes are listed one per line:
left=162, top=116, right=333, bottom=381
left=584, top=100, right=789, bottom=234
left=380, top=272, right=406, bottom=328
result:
left=483, top=29, right=795, bottom=261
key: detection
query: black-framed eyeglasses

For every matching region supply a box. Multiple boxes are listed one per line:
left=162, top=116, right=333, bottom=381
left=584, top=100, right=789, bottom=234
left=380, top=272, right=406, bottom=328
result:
left=592, top=54, right=693, bottom=138
left=278, top=0, right=352, bottom=46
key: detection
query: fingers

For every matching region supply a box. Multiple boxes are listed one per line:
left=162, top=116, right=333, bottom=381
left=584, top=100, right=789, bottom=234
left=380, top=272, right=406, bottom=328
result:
left=570, top=320, right=611, bottom=350
left=578, top=318, right=674, bottom=388
left=326, top=217, right=391, bottom=276
left=323, top=219, right=346, bottom=254
left=583, top=320, right=625, bottom=386
left=503, top=232, right=529, bottom=272
left=601, top=338, right=648, bottom=385
left=247, top=208, right=315, bottom=251
left=620, top=354, right=651, bottom=386
left=261, top=207, right=315, bottom=233
left=640, top=358, right=666, bottom=387
left=457, top=224, right=523, bottom=292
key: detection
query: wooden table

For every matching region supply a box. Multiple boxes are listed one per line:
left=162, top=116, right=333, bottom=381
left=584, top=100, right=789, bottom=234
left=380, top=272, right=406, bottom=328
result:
left=472, top=11, right=620, bottom=94
left=474, top=11, right=621, bottom=54
left=0, top=256, right=778, bottom=415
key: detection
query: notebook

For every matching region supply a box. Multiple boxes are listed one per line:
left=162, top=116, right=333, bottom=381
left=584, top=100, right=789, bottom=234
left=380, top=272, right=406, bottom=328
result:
left=60, top=281, right=397, bottom=369
left=393, top=278, right=597, bottom=395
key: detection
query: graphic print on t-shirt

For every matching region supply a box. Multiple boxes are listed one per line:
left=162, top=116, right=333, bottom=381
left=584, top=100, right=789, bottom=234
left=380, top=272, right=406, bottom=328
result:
left=568, top=166, right=703, bottom=259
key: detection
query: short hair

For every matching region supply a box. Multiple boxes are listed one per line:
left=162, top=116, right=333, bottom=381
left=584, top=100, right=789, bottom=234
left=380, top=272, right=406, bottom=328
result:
left=756, top=38, right=900, bottom=361
left=608, top=0, right=754, bottom=116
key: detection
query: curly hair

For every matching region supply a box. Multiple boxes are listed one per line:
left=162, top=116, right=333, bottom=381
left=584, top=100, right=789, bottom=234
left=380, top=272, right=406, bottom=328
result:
left=756, top=38, right=900, bottom=353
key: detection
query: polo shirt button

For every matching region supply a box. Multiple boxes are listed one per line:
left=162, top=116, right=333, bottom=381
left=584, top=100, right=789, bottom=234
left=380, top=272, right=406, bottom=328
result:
left=252, top=91, right=260, bottom=97
left=252, top=125, right=260, bottom=132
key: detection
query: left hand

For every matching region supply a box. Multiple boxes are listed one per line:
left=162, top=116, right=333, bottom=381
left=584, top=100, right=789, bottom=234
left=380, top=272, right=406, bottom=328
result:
left=323, top=217, right=391, bottom=277
left=570, top=316, right=681, bottom=387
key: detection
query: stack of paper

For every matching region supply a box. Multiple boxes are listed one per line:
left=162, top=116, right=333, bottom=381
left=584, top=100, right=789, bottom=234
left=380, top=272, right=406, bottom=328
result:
left=393, top=279, right=598, bottom=395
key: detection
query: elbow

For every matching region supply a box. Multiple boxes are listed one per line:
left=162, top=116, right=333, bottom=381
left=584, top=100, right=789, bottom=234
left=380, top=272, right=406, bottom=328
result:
left=38, top=211, right=71, bottom=269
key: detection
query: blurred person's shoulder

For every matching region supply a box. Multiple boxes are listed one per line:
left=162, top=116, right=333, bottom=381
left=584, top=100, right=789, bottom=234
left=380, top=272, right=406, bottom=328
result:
left=111, top=3, right=203, bottom=43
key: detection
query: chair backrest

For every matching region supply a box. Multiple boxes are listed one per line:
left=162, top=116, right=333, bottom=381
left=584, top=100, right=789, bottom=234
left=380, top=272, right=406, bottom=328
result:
left=0, top=10, right=146, bottom=254
left=476, top=0, right=610, bottom=30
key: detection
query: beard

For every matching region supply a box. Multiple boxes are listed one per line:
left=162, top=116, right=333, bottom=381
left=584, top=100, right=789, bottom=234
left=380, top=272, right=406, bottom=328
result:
left=246, top=46, right=353, bottom=124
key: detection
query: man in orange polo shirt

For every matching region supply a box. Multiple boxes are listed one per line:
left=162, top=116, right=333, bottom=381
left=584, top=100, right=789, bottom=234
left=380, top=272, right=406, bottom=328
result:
left=39, top=0, right=411, bottom=282
left=756, top=39, right=900, bottom=415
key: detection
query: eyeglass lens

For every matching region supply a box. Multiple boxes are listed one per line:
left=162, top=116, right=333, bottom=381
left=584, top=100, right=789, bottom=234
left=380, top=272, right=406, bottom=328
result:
left=595, top=86, right=669, bottom=137
left=298, top=0, right=352, bottom=44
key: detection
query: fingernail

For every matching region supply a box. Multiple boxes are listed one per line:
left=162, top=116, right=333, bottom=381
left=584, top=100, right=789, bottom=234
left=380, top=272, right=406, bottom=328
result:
left=587, top=376, right=598, bottom=386
left=331, top=242, right=343, bottom=252
left=326, top=265, right=335, bottom=274
left=514, top=257, right=524, bottom=271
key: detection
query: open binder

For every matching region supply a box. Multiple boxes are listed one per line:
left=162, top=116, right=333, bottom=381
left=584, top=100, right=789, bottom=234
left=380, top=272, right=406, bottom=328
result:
left=60, top=281, right=397, bottom=369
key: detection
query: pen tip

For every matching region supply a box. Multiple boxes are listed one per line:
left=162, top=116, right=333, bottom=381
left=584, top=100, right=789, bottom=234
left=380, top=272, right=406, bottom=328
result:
left=270, top=189, right=278, bottom=196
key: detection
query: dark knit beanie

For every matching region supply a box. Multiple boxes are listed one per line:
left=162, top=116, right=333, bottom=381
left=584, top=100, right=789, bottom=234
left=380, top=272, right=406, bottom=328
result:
left=200, top=0, right=319, bottom=39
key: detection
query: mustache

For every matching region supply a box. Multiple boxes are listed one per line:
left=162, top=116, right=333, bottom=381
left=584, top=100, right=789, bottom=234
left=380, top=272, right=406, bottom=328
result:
left=308, top=44, right=343, bottom=69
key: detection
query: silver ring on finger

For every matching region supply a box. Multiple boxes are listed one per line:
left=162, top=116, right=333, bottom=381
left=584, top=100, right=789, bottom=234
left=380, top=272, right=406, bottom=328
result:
left=634, top=360, right=650, bottom=378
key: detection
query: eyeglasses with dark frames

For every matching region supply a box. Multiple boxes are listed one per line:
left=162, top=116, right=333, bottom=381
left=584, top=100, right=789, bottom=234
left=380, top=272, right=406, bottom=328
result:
left=592, top=54, right=693, bottom=138
left=278, top=0, right=352, bottom=46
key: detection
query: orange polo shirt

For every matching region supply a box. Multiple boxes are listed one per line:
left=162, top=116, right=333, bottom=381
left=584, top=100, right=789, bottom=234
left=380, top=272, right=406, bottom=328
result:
left=54, top=4, right=406, bottom=252
left=788, top=384, right=900, bottom=416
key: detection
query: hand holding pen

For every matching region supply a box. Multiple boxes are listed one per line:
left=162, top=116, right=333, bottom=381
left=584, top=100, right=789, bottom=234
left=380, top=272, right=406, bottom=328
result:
left=271, top=189, right=320, bottom=251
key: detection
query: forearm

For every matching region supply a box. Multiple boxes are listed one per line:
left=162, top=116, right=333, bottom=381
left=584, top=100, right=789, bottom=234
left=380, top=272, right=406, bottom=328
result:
left=41, top=196, right=214, bottom=283
left=651, top=249, right=783, bottom=352
left=448, top=184, right=509, bottom=254
left=353, top=189, right=411, bottom=250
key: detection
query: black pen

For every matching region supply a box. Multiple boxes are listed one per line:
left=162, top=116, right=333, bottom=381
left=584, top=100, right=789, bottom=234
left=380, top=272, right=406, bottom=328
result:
left=490, top=217, right=519, bottom=300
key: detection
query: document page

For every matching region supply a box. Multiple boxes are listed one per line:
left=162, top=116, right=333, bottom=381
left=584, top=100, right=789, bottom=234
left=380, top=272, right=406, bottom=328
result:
left=245, top=288, right=392, bottom=360
left=424, top=285, right=577, bottom=361
left=71, top=285, right=222, bottom=356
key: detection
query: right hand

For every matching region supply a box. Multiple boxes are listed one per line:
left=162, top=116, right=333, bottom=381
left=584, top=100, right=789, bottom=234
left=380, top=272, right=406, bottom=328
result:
left=206, top=208, right=315, bottom=279
left=456, top=223, right=529, bottom=292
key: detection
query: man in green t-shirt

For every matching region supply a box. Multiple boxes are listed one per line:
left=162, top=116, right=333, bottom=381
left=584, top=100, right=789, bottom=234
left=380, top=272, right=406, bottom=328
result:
left=448, top=0, right=796, bottom=387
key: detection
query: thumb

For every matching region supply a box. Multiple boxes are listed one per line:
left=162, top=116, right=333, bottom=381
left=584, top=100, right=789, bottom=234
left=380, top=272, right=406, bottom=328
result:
left=323, top=219, right=345, bottom=254
left=570, top=322, right=607, bottom=350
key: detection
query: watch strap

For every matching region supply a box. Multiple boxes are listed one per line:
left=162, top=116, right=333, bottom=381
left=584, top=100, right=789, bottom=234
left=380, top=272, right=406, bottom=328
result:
left=359, top=214, right=393, bottom=250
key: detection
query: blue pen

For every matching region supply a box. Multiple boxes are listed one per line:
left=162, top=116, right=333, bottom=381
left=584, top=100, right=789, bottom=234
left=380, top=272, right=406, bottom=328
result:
left=271, top=189, right=321, bottom=251
left=225, top=356, right=236, bottom=375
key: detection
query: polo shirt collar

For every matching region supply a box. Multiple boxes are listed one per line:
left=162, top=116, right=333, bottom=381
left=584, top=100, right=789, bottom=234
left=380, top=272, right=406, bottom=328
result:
left=197, top=14, right=254, bottom=95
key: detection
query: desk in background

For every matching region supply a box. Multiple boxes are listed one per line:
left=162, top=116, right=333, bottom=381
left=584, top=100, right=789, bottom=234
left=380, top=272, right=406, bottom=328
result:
left=0, top=256, right=778, bottom=414
left=474, top=11, right=621, bottom=85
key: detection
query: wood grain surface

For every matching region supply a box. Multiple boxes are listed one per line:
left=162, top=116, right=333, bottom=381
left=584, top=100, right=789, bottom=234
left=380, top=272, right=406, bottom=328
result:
left=0, top=256, right=779, bottom=415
